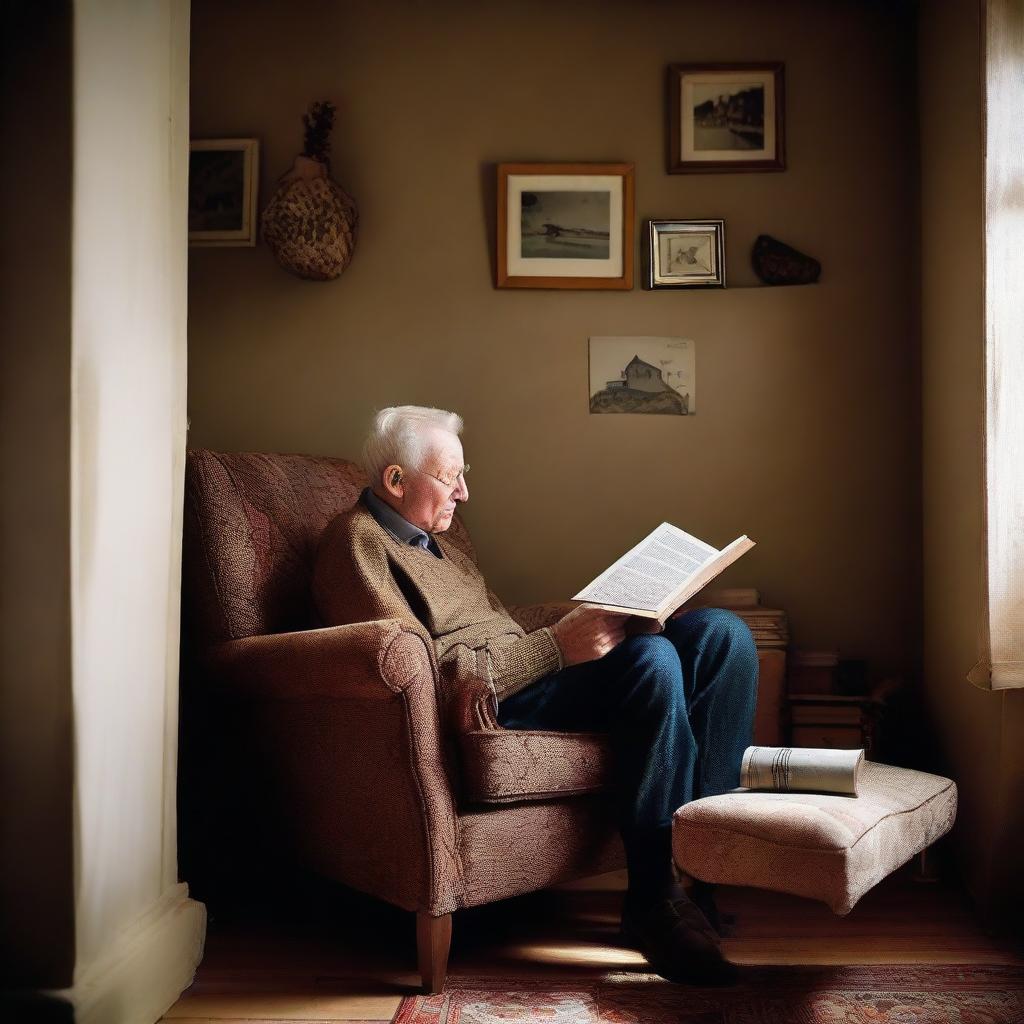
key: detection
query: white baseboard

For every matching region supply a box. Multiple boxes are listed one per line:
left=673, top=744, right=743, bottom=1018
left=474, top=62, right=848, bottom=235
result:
left=66, top=884, right=206, bottom=1024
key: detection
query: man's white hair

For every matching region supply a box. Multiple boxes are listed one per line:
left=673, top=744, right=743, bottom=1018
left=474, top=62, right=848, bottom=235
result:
left=362, top=405, right=463, bottom=482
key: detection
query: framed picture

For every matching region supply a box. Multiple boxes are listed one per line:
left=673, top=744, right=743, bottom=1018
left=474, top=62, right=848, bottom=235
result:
left=667, top=63, right=785, bottom=173
left=497, top=162, right=635, bottom=289
left=188, top=138, right=259, bottom=246
left=645, top=219, right=726, bottom=289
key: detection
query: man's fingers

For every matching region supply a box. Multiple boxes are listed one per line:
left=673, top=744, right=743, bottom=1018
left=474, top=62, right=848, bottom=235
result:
left=580, top=605, right=631, bottom=622
left=634, top=618, right=664, bottom=634
left=595, top=627, right=626, bottom=653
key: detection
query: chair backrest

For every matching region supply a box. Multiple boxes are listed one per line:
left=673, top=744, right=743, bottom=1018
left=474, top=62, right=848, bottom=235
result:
left=183, top=449, right=476, bottom=646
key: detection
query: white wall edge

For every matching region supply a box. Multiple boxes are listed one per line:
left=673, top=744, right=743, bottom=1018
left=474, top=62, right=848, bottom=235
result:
left=63, top=883, right=205, bottom=1024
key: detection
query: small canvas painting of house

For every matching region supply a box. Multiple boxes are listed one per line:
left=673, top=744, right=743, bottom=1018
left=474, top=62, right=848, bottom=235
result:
left=589, top=336, right=696, bottom=415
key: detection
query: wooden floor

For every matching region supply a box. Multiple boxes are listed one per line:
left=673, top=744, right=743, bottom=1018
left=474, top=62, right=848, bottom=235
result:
left=164, top=865, right=1021, bottom=1023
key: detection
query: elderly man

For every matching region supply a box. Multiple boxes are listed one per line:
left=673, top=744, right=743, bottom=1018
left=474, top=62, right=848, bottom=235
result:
left=313, top=405, right=758, bottom=986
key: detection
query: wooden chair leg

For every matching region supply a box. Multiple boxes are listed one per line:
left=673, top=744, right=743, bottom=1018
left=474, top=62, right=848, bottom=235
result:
left=912, top=845, right=940, bottom=883
left=416, top=911, right=452, bottom=994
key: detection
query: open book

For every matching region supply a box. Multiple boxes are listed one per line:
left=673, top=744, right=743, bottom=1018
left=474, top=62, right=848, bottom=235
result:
left=572, top=523, right=755, bottom=624
left=740, top=745, right=865, bottom=796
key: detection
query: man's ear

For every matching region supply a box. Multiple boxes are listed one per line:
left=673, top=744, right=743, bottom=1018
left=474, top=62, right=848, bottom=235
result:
left=383, top=464, right=404, bottom=500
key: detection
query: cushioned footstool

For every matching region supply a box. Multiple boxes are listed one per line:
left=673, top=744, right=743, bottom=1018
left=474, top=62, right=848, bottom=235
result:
left=672, top=761, right=957, bottom=914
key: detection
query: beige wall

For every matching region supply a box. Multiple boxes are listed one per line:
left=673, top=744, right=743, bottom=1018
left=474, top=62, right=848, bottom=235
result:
left=188, top=1, right=920, bottom=676
left=919, top=0, right=1024, bottom=924
left=0, top=0, right=76, bottom=989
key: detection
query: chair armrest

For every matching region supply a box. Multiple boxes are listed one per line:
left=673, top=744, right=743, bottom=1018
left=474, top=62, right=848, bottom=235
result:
left=507, top=601, right=577, bottom=632
left=208, top=619, right=463, bottom=914
left=208, top=619, right=435, bottom=703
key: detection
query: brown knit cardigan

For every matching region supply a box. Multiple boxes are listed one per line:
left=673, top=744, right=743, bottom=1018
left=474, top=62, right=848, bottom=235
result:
left=312, top=501, right=563, bottom=701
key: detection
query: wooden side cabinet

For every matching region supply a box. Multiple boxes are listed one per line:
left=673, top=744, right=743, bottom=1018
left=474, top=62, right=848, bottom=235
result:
left=785, top=694, right=879, bottom=754
left=753, top=648, right=786, bottom=746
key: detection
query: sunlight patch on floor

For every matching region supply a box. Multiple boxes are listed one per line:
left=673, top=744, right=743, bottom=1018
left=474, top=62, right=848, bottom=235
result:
left=511, top=941, right=646, bottom=968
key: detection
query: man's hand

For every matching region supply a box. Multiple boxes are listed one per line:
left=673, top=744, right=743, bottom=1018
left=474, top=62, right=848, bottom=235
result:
left=552, top=605, right=631, bottom=667
left=625, top=615, right=665, bottom=636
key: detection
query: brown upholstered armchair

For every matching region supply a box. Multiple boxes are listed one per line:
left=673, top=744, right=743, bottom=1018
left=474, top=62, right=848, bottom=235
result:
left=181, top=450, right=625, bottom=992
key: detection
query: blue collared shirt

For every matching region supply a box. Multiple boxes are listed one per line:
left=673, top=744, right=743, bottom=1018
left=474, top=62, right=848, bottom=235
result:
left=362, top=487, right=443, bottom=558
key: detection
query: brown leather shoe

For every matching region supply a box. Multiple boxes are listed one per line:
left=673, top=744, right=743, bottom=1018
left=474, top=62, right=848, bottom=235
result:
left=690, top=880, right=732, bottom=937
left=621, top=885, right=738, bottom=986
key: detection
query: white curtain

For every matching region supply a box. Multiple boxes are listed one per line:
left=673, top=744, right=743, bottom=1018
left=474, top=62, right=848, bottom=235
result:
left=980, top=0, right=1024, bottom=688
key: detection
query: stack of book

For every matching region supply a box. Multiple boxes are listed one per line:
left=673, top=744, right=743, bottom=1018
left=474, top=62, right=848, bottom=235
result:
left=699, top=588, right=789, bottom=651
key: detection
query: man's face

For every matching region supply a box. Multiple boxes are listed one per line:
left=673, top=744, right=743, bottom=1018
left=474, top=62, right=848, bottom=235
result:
left=399, top=429, right=469, bottom=533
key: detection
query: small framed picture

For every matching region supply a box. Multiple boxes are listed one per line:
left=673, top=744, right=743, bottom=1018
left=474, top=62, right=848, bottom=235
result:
left=496, top=162, right=635, bottom=289
left=188, top=138, right=259, bottom=246
left=667, top=63, right=785, bottom=173
left=646, top=220, right=726, bottom=289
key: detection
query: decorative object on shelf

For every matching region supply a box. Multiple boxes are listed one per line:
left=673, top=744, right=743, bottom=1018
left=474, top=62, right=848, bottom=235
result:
left=667, top=63, right=785, bottom=173
left=262, top=101, right=357, bottom=281
left=496, top=162, right=634, bottom=290
left=645, top=219, right=725, bottom=288
left=188, top=139, right=259, bottom=246
left=589, top=336, right=695, bottom=415
left=752, top=234, right=821, bottom=285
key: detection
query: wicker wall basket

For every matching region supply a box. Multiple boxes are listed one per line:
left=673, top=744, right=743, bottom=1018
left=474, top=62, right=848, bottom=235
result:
left=262, top=155, right=358, bottom=281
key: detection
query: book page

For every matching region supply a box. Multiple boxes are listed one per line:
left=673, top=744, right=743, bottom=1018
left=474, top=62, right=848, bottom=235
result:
left=740, top=746, right=864, bottom=796
left=573, top=523, right=718, bottom=613
left=661, top=535, right=755, bottom=621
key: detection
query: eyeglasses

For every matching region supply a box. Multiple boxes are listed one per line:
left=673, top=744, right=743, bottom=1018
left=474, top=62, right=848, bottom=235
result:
left=407, top=464, right=470, bottom=489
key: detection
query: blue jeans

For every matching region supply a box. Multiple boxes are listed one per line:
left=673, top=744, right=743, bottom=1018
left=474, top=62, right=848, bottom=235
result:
left=498, top=608, right=758, bottom=896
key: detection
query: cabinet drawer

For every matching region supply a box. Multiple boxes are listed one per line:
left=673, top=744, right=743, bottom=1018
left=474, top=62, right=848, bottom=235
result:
left=790, top=725, right=863, bottom=749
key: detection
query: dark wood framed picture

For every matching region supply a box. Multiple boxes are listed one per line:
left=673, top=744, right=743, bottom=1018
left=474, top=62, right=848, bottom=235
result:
left=667, top=63, right=785, bottom=174
left=496, top=162, right=635, bottom=289
left=188, top=138, right=260, bottom=246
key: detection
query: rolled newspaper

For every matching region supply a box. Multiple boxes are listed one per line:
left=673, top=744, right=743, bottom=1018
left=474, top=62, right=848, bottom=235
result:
left=740, top=745, right=865, bottom=796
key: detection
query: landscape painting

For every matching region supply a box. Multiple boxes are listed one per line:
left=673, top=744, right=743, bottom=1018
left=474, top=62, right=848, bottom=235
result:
left=496, top=163, right=634, bottom=289
left=667, top=64, right=785, bottom=173
left=520, top=190, right=610, bottom=260
left=691, top=83, right=764, bottom=151
left=589, top=336, right=696, bottom=416
left=188, top=138, right=259, bottom=246
left=189, top=148, right=246, bottom=231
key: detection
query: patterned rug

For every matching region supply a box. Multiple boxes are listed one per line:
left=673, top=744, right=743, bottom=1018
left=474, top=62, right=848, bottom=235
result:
left=393, top=964, right=1024, bottom=1023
